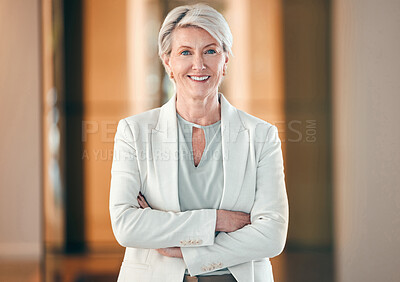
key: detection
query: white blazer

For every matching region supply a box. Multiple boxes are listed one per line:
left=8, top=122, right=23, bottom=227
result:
left=109, top=93, right=289, bottom=282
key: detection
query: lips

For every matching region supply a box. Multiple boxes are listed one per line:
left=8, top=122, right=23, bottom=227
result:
left=188, top=75, right=210, bottom=82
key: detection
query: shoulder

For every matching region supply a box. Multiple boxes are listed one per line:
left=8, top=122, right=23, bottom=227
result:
left=124, top=107, right=161, bottom=125
left=114, top=107, right=162, bottom=145
left=118, top=107, right=161, bottom=132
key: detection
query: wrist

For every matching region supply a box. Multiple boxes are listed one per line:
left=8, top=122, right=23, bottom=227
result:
left=215, top=209, right=222, bottom=232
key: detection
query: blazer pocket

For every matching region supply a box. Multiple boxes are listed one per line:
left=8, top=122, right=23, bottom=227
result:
left=124, top=247, right=151, bottom=263
left=119, top=262, right=151, bottom=282
left=122, top=261, right=150, bottom=270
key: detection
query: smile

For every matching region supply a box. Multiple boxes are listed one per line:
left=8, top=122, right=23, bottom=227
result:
left=188, top=75, right=210, bottom=82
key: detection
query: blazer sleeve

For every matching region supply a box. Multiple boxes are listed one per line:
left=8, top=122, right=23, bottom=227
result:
left=109, top=119, right=217, bottom=249
left=181, top=125, right=289, bottom=276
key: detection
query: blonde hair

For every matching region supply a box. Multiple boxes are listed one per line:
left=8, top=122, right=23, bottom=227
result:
left=158, top=3, right=233, bottom=59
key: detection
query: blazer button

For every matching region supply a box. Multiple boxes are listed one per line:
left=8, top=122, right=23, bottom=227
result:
left=217, top=262, right=223, bottom=267
left=198, top=239, right=203, bottom=245
left=201, top=266, right=207, bottom=272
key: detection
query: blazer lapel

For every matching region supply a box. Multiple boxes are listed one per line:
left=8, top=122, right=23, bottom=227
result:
left=151, top=94, right=181, bottom=212
left=150, top=93, right=249, bottom=213
left=218, top=93, right=249, bottom=211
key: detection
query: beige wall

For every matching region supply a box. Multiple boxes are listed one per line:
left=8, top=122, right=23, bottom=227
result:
left=333, top=0, right=400, bottom=281
left=0, top=0, right=42, bottom=258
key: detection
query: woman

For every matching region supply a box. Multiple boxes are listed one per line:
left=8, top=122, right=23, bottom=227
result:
left=109, top=4, right=288, bottom=282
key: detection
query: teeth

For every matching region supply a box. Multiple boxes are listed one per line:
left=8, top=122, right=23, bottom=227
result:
left=190, top=76, right=209, bottom=81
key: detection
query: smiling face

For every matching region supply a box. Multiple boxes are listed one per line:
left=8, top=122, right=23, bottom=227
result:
left=162, top=26, right=228, bottom=101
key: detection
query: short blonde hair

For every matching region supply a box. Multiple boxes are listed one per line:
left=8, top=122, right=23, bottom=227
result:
left=158, top=3, right=233, bottom=59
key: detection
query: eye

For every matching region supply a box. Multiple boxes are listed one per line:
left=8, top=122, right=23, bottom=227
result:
left=181, top=50, right=191, bottom=55
left=205, top=49, right=216, bottom=54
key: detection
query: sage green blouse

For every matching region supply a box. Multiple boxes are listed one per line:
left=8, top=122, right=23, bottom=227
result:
left=177, top=112, right=230, bottom=276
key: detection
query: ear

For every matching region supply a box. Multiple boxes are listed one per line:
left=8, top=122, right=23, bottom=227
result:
left=223, top=54, right=229, bottom=69
left=224, top=54, right=229, bottom=64
left=162, top=54, right=171, bottom=73
left=223, top=54, right=229, bottom=72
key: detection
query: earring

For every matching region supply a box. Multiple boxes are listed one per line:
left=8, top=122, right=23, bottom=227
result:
left=170, top=72, right=174, bottom=79
left=223, top=67, right=227, bottom=76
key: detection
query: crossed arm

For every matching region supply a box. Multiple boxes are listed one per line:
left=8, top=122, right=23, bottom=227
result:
left=136, top=191, right=251, bottom=258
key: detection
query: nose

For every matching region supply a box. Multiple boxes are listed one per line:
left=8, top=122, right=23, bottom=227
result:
left=192, top=54, right=206, bottom=70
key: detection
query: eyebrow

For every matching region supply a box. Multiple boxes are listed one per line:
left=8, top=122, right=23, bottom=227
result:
left=177, top=43, right=218, bottom=49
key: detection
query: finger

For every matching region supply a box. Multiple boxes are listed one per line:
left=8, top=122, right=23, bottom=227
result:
left=139, top=199, right=148, bottom=208
left=156, top=249, right=167, bottom=256
left=139, top=192, right=147, bottom=203
left=138, top=193, right=151, bottom=209
left=137, top=196, right=146, bottom=208
left=141, top=198, right=149, bottom=208
left=137, top=193, right=145, bottom=201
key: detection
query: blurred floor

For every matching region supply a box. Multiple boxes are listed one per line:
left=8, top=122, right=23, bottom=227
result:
left=45, top=252, right=123, bottom=282
left=0, top=250, right=332, bottom=282
left=0, top=259, right=41, bottom=282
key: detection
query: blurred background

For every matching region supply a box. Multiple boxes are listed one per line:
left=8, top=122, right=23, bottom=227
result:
left=0, top=0, right=399, bottom=281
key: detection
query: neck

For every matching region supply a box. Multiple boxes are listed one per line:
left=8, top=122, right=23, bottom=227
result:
left=176, top=92, right=221, bottom=126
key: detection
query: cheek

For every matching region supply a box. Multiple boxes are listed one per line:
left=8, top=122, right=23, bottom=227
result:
left=170, top=58, right=190, bottom=74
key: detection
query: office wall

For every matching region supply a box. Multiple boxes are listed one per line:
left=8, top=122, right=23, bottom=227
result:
left=0, top=0, right=42, bottom=258
left=333, top=0, right=400, bottom=281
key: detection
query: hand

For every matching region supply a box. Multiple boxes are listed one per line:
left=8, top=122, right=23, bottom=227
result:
left=137, top=192, right=151, bottom=209
left=216, top=210, right=251, bottom=232
left=156, top=247, right=183, bottom=258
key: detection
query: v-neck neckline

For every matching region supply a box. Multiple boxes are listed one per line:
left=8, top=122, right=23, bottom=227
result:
left=177, top=113, right=221, bottom=169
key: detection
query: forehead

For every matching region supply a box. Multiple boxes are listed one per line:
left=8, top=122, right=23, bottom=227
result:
left=171, top=26, right=220, bottom=49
